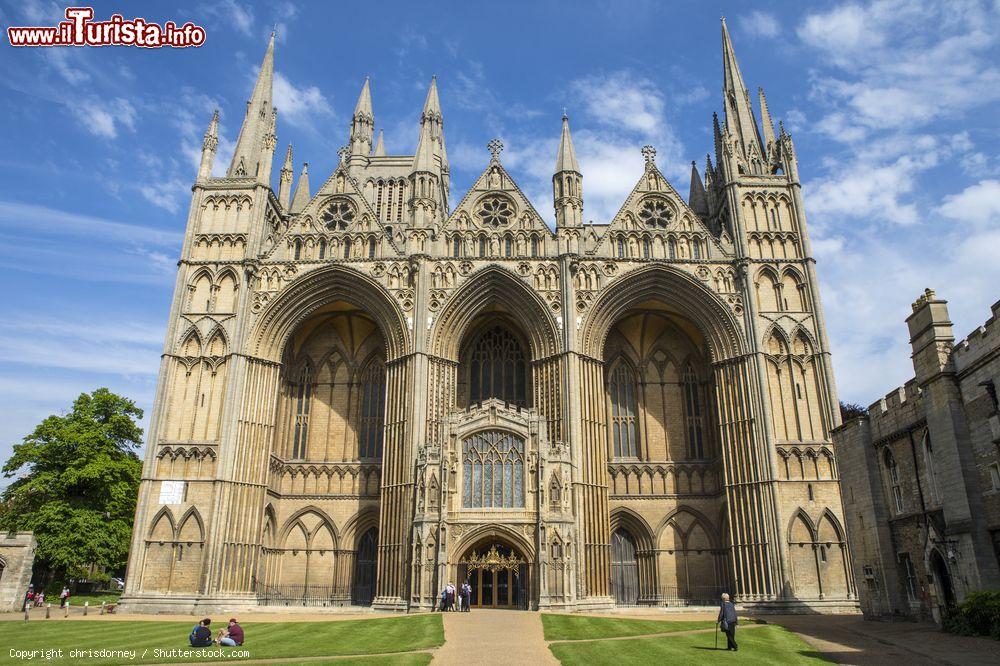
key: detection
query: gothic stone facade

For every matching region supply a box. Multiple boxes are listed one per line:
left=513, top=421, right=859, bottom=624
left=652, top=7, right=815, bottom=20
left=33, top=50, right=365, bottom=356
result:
left=834, top=291, right=1000, bottom=622
left=0, top=532, right=36, bottom=612
left=121, top=21, right=857, bottom=613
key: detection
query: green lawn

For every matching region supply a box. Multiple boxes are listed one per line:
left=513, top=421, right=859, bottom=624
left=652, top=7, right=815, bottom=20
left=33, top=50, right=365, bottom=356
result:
left=62, top=591, right=123, bottom=606
left=548, top=623, right=828, bottom=665
left=542, top=614, right=716, bottom=640
left=0, top=615, right=443, bottom=665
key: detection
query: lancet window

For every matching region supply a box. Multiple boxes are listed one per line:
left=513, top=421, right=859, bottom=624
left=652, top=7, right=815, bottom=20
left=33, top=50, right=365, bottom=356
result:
left=468, top=325, right=527, bottom=407
left=358, top=359, right=385, bottom=459
left=683, top=365, right=705, bottom=459
left=462, top=431, right=525, bottom=508
left=607, top=360, right=639, bottom=459
left=291, top=364, right=312, bottom=459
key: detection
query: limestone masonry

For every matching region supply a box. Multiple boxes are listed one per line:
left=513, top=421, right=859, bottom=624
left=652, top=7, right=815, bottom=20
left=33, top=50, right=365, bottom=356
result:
left=834, top=291, right=1000, bottom=622
left=121, top=20, right=856, bottom=613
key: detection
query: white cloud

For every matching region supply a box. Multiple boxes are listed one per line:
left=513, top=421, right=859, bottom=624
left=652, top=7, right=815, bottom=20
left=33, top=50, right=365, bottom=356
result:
left=937, top=179, right=1000, bottom=228
left=0, top=200, right=181, bottom=246
left=74, top=98, right=136, bottom=139
left=140, top=179, right=189, bottom=214
left=742, top=11, right=780, bottom=39
left=204, top=0, right=255, bottom=36
left=273, top=72, right=332, bottom=129
left=44, top=49, right=89, bottom=85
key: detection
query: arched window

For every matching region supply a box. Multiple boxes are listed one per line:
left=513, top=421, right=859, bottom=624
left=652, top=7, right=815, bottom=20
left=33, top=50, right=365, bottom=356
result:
left=530, top=235, right=540, bottom=257
left=884, top=449, right=904, bottom=513
left=343, top=238, right=352, bottom=258
left=291, top=364, right=312, bottom=459
left=504, top=235, right=513, bottom=257
left=479, top=235, right=487, bottom=258
left=453, top=235, right=462, bottom=257
left=462, top=431, right=525, bottom=508
left=318, top=239, right=326, bottom=260
left=607, top=360, right=639, bottom=459
left=468, top=325, right=527, bottom=407
left=617, top=236, right=626, bottom=258
left=668, top=237, right=677, bottom=259
left=368, top=237, right=376, bottom=258
left=642, top=237, right=651, bottom=258
left=683, top=365, right=705, bottom=459
left=358, top=359, right=385, bottom=459
left=293, top=240, right=302, bottom=260
left=692, top=239, right=702, bottom=260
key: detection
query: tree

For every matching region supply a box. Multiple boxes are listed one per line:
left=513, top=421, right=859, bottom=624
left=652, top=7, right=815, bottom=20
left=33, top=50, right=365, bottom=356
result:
left=840, top=401, right=867, bottom=422
left=1, top=389, right=143, bottom=586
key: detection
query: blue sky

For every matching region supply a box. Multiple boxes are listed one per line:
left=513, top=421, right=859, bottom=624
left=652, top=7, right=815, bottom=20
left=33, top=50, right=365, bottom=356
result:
left=1, top=0, right=998, bottom=475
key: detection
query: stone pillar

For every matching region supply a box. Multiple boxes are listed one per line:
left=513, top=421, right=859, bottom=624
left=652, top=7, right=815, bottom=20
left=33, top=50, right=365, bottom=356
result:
left=714, top=355, right=781, bottom=599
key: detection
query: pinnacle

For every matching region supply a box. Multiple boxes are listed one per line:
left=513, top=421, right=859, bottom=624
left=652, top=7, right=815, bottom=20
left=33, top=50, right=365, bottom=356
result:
left=354, top=77, right=373, bottom=118
left=373, top=129, right=385, bottom=157
left=554, top=114, right=580, bottom=174
left=422, top=76, right=442, bottom=116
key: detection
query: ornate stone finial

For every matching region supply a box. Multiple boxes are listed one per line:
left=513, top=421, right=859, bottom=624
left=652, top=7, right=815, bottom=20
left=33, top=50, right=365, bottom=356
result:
left=641, top=145, right=656, bottom=165
left=487, top=138, right=504, bottom=161
left=337, top=145, right=350, bottom=164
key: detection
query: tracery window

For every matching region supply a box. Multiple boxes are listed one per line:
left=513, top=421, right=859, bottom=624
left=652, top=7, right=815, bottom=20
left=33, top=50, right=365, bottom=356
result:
left=607, top=360, right=639, bottom=458
left=321, top=199, right=355, bottom=230
left=639, top=198, right=673, bottom=228
left=477, top=195, right=515, bottom=228
left=358, top=359, right=385, bottom=459
left=291, top=364, right=312, bottom=459
left=468, top=325, right=527, bottom=407
left=462, top=431, right=525, bottom=508
left=683, top=365, right=705, bottom=459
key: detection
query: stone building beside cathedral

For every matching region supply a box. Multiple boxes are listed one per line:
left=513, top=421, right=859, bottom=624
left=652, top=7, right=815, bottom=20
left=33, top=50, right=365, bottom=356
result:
left=121, top=21, right=857, bottom=613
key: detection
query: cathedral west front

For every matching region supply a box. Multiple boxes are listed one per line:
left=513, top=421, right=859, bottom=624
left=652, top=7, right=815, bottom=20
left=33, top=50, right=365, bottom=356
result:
left=121, top=20, right=857, bottom=613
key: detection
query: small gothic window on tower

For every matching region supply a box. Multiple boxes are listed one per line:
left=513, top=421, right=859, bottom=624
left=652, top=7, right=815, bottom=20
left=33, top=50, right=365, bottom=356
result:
left=477, top=195, right=515, bottom=228
left=321, top=199, right=356, bottom=231
left=638, top=198, right=673, bottom=229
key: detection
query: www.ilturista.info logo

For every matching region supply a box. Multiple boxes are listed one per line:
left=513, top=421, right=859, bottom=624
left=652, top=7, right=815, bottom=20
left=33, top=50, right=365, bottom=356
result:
left=7, top=7, right=206, bottom=48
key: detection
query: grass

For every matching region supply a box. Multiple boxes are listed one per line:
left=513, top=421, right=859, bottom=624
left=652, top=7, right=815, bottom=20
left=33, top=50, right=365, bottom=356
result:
left=542, top=614, right=716, bottom=640
left=61, top=591, right=123, bottom=606
left=0, top=615, right=443, bottom=665
left=548, top=622, right=829, bottom=665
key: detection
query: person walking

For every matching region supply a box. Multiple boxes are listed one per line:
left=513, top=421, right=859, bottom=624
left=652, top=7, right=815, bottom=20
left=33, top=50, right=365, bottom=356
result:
left=717, top=593, right=738, bottom=651
left=461, top=580, right=472, bottom=612
left=59, top=587, right=70, bottom=608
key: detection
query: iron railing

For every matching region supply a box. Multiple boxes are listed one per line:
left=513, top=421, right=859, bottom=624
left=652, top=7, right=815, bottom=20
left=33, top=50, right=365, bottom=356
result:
left=252, top=577, right=360, bottom=607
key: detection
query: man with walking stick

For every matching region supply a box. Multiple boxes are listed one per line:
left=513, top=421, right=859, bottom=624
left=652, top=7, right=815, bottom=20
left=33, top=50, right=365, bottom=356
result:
left=717, top=592, right=739, bottom=651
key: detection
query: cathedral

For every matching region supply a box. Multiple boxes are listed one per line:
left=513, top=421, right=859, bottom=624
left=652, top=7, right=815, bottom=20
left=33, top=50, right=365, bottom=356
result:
left=121, top=20, right=857, bottom=613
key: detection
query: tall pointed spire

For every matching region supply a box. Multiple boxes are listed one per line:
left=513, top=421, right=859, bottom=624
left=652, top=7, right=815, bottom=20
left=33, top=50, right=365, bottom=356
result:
left=553, top=114, right=583, bottom=228
left=349, top=77, right=374, bottom=165
left=197, top=109, right=219, bottom=181
left=720, top=17, right=765, bottom=174
left=554, top=114, right=580, bottom=174
left=688, top=161, right=709, bottom=218
left=278, top=144, right=294, bottom=209
left=290, top=162, right=310, bottom=213
left=758, top=87, right=776, bottom=157
left=409, top=77, right=448, bottom=226
left=228, top=31, right=276, bottom=183
left=373, top=129, right=385, bottom=156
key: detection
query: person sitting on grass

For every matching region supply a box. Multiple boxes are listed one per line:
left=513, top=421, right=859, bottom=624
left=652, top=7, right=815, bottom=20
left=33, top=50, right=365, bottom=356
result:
left=189, top=618, right=213, bottom=647
left=218, top=618, right=244, bottom=647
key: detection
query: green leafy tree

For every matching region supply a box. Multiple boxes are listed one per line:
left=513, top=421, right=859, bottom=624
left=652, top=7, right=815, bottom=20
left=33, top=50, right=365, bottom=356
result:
left=839, top=401, right=867, bottom=421
left=0, top=389, right=143, bottom=585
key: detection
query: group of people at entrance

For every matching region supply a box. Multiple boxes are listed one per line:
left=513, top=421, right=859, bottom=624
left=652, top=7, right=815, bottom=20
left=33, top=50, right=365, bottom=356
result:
left=439, top=581, right=472, bottom=611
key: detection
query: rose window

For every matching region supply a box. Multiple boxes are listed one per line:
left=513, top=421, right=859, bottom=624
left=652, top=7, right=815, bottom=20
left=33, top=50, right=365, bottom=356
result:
left=639, top=199, right=673, bottom=228
left=477, top=196, right=514, bottom=228
left=321, top=200, right=355, bottom=230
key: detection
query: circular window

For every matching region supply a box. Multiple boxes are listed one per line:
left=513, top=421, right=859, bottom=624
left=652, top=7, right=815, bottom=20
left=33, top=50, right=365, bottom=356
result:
left=639, top=199, right=673, bottom=228
left=477, top=195, right=515, bottom=228
left=321, top=199, right=356, bottom=230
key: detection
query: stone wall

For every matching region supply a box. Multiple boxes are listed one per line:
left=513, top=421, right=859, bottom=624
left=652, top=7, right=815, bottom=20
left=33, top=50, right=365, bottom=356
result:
left=0, top=532, right=36, bottom=612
